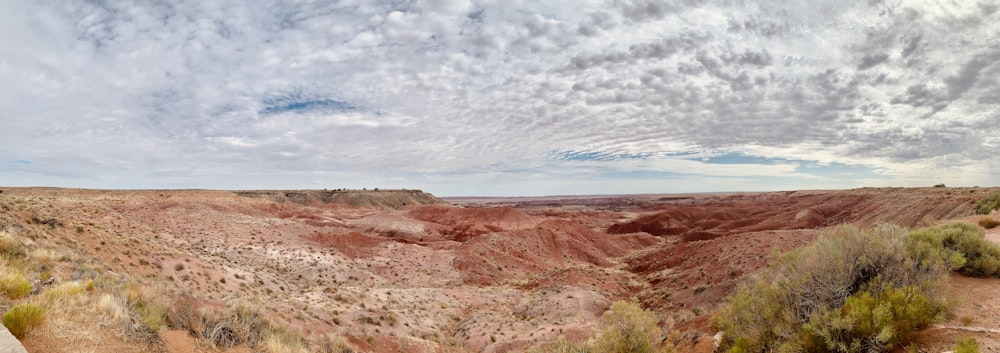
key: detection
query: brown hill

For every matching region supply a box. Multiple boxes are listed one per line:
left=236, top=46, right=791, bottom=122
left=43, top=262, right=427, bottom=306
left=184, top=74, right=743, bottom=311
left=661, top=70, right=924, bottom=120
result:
left=235, top=189, right=447, bottom=208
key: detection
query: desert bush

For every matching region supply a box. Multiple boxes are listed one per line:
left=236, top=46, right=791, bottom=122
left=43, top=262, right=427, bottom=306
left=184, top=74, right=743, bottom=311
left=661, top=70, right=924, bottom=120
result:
left=975, top=193, right=1000, bottom=215
left=979, top=218, right=999, bottom=229
left=0, top=271, right=32, bottom=299
left=908, top=222, right=1000, bottom=277
left=713, top=225, right=949, bottom=353
left=3, top=303, right=45, bottom=338
left=593, top=299, right=673, bottom=353
left=530, top=299, right=671, bottom=353
left=802, top=285, right=946, bottom=353
left=955, top=337, right=979, bottom=353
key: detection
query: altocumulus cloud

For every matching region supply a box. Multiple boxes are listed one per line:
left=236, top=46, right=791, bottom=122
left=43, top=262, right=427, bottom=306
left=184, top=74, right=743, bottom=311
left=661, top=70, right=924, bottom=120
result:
left=1, top=0, right=998, bottom=196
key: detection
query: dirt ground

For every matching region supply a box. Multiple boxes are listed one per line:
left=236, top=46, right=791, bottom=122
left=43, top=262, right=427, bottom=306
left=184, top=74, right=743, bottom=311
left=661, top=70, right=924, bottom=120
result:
left=902, top=215, right=1000, bottom=353
left=0, top=186, right=997, bottom=353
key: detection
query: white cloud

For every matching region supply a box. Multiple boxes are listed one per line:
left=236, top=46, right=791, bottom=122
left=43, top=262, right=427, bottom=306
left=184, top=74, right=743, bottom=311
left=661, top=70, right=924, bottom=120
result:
left=1, top=0, right=997, bottom=195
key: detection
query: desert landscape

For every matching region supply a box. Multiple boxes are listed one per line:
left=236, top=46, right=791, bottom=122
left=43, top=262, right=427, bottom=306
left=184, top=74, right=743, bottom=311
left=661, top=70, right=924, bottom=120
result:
left=0, top=186, right=998, bottom=353
left=5, top=1, right=999, bottom=352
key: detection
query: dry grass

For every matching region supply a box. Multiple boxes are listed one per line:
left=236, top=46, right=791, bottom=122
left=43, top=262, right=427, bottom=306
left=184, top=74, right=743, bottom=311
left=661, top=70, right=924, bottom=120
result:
left=263, top=329, right=310, bottom=353
left=3, top=303, right=45, bottom=338
left=28, top=247, right=71, bottom=269
left=0, top=230, right=24, bottom=259
left=163, top=294, right=354, bottom=353
left=0, top=270, right=32, bottom=299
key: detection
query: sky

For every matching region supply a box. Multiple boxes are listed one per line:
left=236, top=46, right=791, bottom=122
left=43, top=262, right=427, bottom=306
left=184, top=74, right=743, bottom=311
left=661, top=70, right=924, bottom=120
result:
left=1, top=0, right=998, bottom=196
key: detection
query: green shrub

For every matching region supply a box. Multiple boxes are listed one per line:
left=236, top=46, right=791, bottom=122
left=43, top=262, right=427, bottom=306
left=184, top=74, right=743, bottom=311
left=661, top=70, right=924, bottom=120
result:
left=713, top=225, right=949, bottom=353
left=954, top=337, right=979, bottom=353
left=3, top=304, right=45, bottom=338
left=979, top=218, right=999, bottom=229
left=593, top=299, right=673, bottom=353
left=975, top=193, right=1000, bottom=215
left=908, top=222, right=1000, bottom=277
left=531, top=299, right=672, bottom=353
left=803, top=285, right=946, bottom=353
left=0, top=272, right=32, bottom=299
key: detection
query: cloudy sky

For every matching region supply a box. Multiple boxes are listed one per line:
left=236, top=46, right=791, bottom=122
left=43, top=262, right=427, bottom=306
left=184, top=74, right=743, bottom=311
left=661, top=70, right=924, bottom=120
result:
left=2, top=0, right=998, bottom=196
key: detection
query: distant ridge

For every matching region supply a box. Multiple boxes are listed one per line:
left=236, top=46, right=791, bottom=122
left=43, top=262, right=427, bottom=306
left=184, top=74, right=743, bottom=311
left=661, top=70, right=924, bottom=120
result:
left=234, top=189, right=447, bottom=208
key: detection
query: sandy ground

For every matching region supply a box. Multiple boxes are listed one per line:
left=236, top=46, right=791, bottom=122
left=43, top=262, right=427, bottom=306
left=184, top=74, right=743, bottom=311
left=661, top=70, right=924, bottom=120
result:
left=902, top=215, right=1000, bottom=353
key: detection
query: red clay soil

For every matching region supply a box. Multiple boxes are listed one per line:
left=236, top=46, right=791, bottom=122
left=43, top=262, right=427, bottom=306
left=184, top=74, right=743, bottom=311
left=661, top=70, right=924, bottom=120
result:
left=453, top=219, right=659, bottom=285
left=623, top=229, right=820, bottom=331
left=406, top=205, right=545, bottom=241
left=2, top=187, right=999, bottom=353
left=609, top=188, right=984, bottom=240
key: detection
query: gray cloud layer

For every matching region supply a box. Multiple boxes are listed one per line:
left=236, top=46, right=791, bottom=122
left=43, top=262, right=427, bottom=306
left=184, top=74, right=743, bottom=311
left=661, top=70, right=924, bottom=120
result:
left=1, top=0, right=998, bottom=195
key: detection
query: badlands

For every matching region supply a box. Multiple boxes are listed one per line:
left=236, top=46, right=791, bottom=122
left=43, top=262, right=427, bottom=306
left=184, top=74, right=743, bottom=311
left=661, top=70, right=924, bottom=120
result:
left=0, top=187, right=998, bottom=353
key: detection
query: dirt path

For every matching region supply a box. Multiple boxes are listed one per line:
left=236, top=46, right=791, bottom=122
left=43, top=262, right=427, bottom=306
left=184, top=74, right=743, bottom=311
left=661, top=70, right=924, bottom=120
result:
left=906, top=216, right=1000, bottom=353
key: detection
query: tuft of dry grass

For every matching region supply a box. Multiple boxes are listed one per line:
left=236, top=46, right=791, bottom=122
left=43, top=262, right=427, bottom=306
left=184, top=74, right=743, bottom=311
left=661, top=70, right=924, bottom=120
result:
left=0, top=230, right=24, bottom=259
left=319, top=335, right=357, bottom=353
left=980, top=217, right=999, bottom=229
left=0, top=271, right=32, bottom=299
left=263, top=329, right=309, bottom=353
left=97, top=293, right=131, bottom=324
left=3, top=303, right=45, bottom=338
left=28, top=248, right=71, bottom=269
left=166, top=295, right=342, bottom=353
left=97, top=288, right=164, bottom=346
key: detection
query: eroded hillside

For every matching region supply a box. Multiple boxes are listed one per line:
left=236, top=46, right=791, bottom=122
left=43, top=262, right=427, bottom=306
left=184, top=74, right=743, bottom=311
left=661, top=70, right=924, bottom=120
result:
left=0, top=187, right=996, bottom=353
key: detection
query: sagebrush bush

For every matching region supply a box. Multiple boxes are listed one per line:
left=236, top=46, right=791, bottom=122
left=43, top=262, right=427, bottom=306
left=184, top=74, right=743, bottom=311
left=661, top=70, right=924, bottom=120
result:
left=530, top=299, right=673, bottom=353
left=980, top=218, right=999, bottom=229
left=713, top=225, right=949, bottom=353
left=3, top=303, right=45, bottom=338
left=909, top=222, right=1000, bottom=277
left=802, top=285, right=946, bottom=353
left=594, top=299, right=673, bottom=353
left=975, top=193, right=1000, bottom=215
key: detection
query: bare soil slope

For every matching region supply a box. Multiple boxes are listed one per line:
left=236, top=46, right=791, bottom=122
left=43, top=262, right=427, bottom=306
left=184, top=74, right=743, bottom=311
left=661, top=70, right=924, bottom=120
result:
left=0, top=187, right=996, bottom=353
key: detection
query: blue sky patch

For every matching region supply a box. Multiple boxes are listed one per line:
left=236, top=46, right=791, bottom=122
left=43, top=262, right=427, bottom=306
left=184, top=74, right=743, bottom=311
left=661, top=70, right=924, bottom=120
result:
left=700, top=153, right=881, bottom=180
left=260, top=96, right=357, bottom=114
left=702, top=153, right=782, bottom=165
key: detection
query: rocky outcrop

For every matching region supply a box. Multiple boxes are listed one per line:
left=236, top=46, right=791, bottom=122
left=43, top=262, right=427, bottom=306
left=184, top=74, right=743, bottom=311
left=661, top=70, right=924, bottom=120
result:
left=0, top=325, right=28, bottom=353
